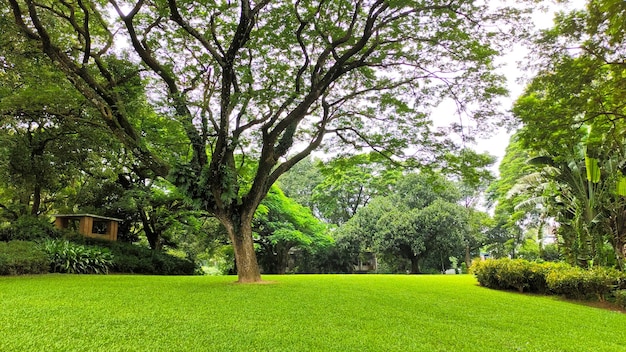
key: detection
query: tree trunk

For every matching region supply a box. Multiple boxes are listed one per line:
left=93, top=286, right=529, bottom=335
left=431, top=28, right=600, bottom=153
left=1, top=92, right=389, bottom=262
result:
left=465, top=244, right=472, bottom=269
left=276, top=245, right=291, bottom=274
left=31, top=183, right=41, bottom=216
left=138, top=208, right=161, bottom=250
left=409, top=255, right=421, bottom=274
left=223, top=217, right=262, bottom=283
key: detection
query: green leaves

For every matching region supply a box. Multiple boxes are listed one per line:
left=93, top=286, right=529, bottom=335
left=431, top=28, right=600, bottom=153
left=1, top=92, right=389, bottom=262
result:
left=42, top=239, right=113, bottom=275
left=584, top=156, right=600, bottom=183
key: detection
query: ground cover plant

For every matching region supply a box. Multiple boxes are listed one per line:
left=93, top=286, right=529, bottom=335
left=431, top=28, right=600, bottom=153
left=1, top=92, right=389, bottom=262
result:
left=1, top=275, right=625, bottom=351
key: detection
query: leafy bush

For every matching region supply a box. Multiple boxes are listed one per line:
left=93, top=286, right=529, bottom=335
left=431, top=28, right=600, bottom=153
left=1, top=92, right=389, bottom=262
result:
left=0, top=241, right=50, bottom=275
left=544, top=266, right=587, bottom=299
left=546, top=266, right=623, bottom=301
left=471, top=258, right=555, bottom=293
left=42, top=239, right=112, bottom=274
left=0, top=216, right=62, bottom=242
left=61, top=235, right=195, bottom=275
left=583, top=267, right=623, bottom=301
left=526, top=261, right=572, bottom=294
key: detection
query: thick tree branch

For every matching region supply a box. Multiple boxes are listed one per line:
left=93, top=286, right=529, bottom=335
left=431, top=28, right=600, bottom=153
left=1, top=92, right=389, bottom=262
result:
left=167, top=0, right=225, bottom=66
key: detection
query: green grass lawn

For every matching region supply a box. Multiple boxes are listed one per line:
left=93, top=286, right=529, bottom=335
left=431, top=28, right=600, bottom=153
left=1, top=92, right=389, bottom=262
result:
left=1, top=274, right=624, bottom=351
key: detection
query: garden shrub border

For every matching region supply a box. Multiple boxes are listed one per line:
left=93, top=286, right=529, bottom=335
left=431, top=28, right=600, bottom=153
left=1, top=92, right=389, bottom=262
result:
left=0, top=240, right=50, bottom=275
left=472, top=258, right=626, bottom=306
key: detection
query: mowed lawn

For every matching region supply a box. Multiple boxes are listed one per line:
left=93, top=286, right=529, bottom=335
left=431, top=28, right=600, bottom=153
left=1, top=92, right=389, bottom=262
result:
left=1, top=274, right=624, bottom=351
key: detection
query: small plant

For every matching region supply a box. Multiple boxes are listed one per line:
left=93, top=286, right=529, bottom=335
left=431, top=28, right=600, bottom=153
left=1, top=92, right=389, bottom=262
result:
left=42, top=239, right=112, bottom=274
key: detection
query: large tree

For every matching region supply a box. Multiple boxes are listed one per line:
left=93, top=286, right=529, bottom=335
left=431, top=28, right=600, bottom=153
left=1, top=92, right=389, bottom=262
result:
left=337, top=172, right=469, bottom=273
left=7, top=0, right=517, bottom=282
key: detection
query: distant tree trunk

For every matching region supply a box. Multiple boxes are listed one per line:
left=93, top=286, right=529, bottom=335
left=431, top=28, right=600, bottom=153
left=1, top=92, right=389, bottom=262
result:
left=465, top=244, right=472, bottom=269
left=276, top=245, right=291, bottom=274
left=409, top=254, right=421, bottom=274
left=31, top=183, right=41, bottom=216
left=222, top=215, right=261, bottom=283
left=138, top=208, right=162, bottom=250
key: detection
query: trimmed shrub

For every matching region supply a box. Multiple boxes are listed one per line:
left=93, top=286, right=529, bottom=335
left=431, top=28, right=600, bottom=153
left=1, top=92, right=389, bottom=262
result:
left=547, top=266, right=623, bottom=301
left=0, top=241, right=50, bottom=275
left=42, top=239, right=112, bottom=274
left=545, top=266, right=587, bottom=299
left=471, top=258, right=554, bottom=293
left=474, top=258, right=626, bottom=304
left=583, top=267, right=623, bottom=301
left=471, top=259, right=501, bottom=289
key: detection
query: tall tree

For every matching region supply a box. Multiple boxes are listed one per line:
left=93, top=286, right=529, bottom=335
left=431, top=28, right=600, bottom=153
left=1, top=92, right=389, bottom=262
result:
left=339, top=172, right=468, bottom=273
left=7, top=0, right=518, bottom=282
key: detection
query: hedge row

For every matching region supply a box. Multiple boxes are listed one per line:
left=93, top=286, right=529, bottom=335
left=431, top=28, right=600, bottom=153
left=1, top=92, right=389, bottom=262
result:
left=0, top=239, right=196, bottom=276
left=472, top=258, right=626, bottom=307
left=0, top=241, right=50, bottom=275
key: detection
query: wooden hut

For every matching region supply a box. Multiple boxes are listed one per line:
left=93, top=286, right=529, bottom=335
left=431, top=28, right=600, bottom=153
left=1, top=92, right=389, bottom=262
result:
left=53, top=214, right=121, bottom=241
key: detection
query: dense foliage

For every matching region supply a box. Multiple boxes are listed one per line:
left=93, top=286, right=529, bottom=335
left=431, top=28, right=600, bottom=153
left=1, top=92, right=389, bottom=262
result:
left=494, top=0, right=626, bottom=270
left=254, top=186, right=331, bottom=274
left=0, top=216, right=62, bottom=242
left=337, top=172, right=480, bottom=273
left=75, top=237, right=197, bottom=275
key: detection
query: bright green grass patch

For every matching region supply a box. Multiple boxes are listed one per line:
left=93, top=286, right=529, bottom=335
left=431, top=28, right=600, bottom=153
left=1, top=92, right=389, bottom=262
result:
left=1, top=274, right=624, bottom=351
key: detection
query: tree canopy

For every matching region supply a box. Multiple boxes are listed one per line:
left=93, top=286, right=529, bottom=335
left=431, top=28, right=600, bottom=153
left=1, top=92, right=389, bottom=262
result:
left=5, top=0, right=521, bottom=281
